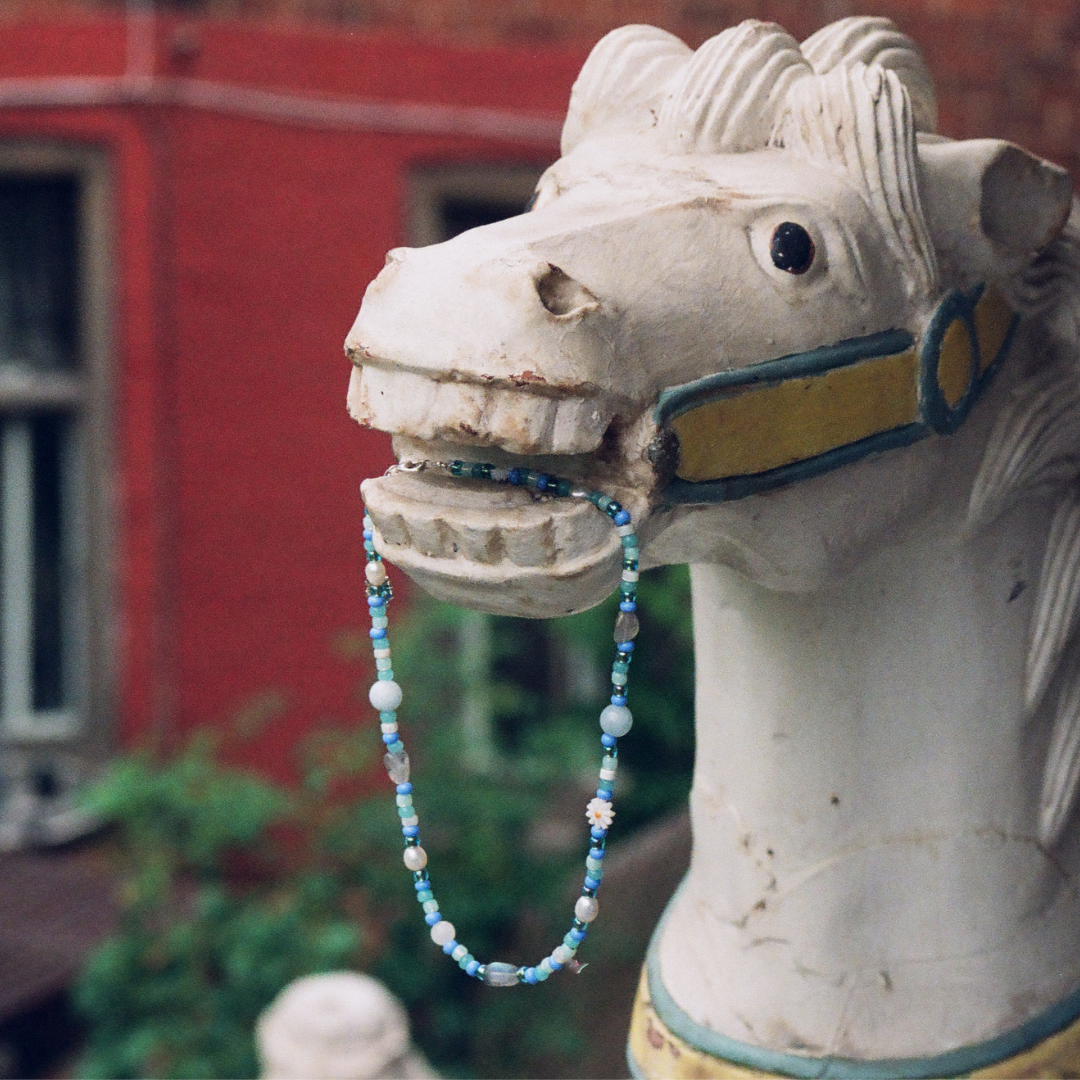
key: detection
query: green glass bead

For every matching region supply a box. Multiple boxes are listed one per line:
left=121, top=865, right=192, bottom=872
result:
left=449, top=461, right=465, bottom=476
left=556, top=479, right=571, bottom=497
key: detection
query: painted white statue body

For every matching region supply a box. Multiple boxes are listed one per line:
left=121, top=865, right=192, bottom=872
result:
left=346, top=17, right=1080, bottom=1067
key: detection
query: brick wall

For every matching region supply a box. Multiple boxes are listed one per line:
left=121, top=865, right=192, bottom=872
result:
left=1, top=1, right=1075, bottom=173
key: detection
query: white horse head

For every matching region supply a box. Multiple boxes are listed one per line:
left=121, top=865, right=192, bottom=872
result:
left=349, top=17, right=1080, bottom=1071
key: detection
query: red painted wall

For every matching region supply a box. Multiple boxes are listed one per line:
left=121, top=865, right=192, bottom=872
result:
left=0, top=17, right=578, bottom=774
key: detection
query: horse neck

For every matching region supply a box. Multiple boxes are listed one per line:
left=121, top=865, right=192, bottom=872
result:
left=654, top=486, right=1080, bottom=1059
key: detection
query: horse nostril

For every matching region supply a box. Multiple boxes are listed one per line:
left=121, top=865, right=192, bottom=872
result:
left=536, top=264, right=598, bottom=317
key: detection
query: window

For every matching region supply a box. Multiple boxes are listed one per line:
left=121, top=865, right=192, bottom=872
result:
left=0, top=145, right=112, bottom=846
left=408, top=163, right=545, bottom=247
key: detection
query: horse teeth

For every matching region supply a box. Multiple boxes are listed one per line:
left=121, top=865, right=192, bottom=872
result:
left=350, top=363, right=614, bottom=456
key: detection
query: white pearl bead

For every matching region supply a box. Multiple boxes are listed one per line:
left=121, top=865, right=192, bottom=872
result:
left=403, top=845, right=427, bottom=871
left=365, top=561, right=387, bottom=585
left=575, top=895, right=599, bottom=923
left=369, top=680, right=402, bottom=711
left=431, top=919, right=456, bottom=946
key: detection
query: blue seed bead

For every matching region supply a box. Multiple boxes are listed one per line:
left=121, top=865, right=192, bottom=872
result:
left=610, top=694, right=627, bottom=706
left=466, top=960, right=481, bottom=977
left=597, top=785, right=613, bottom=800
left=363, top=528, right=373, bottom=540
left=536, top=474, right=549, bottom=491
left=402, top=825, right=419, bottom=837
left=442, top=941, right=456, bottom=954
left=425, top=911, right=441, bottom=926
left=584, top=875, right=601, bottom=890
left=548, top=957, right=563, bottom=971
left=414, top=878, right=428, bottom=890
left=523, top=967, right=538, bottom=984
left=368, top=595, right=385, bottom=608
left=382, top=732, right=398, bottom=744
left=617, top=641, right=634, bottom=652
left=613, top=510, right=631, bottom=525
left=569, top=927, right=586, bottom=943
left=591, top=825, right=607, bottom=840
left=619, top=600, right=636, bottom=612
left=508, top=468, right=523, bottom=485
left=397, top=783, right=413, bottom=795
left=589, top=847, right=605, bottom=860
left=369, top=627, right=387, bottom=639
left=601, top=733, right=617, bottom=748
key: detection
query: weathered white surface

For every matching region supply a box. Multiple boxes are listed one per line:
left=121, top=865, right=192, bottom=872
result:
left=347, top=15, right=1080, bottom=1062
left=257, top=972, right=437, bottom=1080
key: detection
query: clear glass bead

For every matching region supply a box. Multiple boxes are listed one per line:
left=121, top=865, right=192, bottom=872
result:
left=482, top=962, right=522, bottom=987
left=384, top=750, right=410, bottom=783
left=613, top=611, right=640, bottom=642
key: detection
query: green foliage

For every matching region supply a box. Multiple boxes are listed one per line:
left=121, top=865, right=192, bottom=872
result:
left=74, top=736, right=360, bottom=1080
left=73, top=565, right=695, bottom=1080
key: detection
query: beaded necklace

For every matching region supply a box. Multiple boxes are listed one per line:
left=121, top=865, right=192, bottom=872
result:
left=361, top=458, right=640, bottom=987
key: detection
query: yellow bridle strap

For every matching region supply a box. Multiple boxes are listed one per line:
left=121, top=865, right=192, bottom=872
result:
left=656, top=284, right=1016, bottom=503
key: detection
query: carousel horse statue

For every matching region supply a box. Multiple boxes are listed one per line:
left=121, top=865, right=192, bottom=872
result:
left=346, top=15, right=1080, bottom=1078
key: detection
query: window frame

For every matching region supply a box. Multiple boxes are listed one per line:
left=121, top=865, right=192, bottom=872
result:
left=0, top=142, right=114, bottom=754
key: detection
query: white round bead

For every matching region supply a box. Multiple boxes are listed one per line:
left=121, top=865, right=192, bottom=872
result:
left=403, top=845, right=427, bottom=871
left=600, top=704, right=633, bottom=737
left=552, top=944, right=574, bottom=963
left=365, top=561, right=387, bottom=585
left=369, top=680, right=402, bottom=711
left=575, top=895, right=599, bottom=923
left=431, top=920, right=456, bottom=946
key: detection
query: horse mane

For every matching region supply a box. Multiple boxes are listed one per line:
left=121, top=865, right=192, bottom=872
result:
left=968, top=211, right=1080, bottom=846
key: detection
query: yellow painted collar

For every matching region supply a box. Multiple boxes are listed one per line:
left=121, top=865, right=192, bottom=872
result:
left=655, top=283, right=1016, bottom=503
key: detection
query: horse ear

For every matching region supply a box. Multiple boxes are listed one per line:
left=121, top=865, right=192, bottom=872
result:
left=561, top=25, right=691, bottom=155
left=919, top=138, right=1073, bottom=285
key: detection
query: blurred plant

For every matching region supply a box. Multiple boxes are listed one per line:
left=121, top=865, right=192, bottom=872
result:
left=73, top=726, right=361, bottom=1080
left=73, top=565, right=694, bottom=1080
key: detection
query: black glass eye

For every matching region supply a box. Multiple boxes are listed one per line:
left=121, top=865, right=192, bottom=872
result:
left=770, top=222, right=815, bottom=274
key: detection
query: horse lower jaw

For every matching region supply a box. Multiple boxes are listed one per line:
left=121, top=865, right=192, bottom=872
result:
left=360, top=465, right=625, bottom=617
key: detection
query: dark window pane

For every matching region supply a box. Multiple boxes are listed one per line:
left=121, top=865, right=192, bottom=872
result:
left=438, top=197, right=528, bottom=241
left=31, top=413, right=67, bottom=710
left=0, top=178, right=79, bottom=370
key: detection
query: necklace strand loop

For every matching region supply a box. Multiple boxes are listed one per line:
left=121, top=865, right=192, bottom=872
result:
left=362, top=459, right=639, bottom=986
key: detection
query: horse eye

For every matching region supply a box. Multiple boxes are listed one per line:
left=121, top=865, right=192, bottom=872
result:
left=770, top=222, right=815, bottom=274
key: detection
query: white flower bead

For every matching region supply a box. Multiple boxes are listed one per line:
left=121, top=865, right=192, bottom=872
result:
left=403, top=845, right=427, bottom=871
left=431, top=920, right=456, bottom=946
left=575, top=896, right=599, bottom=923
left=585, top=797, right=614, bottom=830
left=369, top=680, right=402, bottom=711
